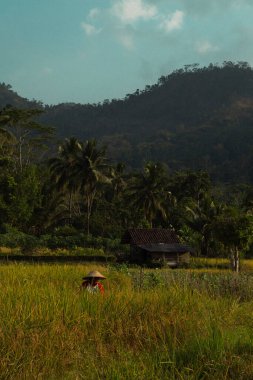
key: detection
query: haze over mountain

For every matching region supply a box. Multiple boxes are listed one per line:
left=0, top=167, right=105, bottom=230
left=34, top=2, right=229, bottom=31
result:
left=1, top=62, right=253, bottom=183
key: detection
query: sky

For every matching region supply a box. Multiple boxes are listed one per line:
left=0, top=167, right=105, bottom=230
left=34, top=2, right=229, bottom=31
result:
left=1, top=0, right=253, bottom=105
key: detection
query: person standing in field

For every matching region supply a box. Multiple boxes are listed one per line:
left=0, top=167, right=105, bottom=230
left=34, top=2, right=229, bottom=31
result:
left=81, top=271, right=106, bottom=294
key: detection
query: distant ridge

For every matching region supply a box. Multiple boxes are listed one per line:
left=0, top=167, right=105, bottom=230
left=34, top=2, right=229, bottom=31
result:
left=1, top=62, right=253, bottom=183
left=0, top=83, right=41, bottom=109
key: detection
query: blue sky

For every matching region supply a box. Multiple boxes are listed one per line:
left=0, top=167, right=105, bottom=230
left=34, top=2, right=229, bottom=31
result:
left=1, top=0, right=253, bottom=105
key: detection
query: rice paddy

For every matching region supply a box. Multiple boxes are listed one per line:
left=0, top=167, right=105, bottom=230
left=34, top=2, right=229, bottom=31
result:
left=1, top=263, right=253, bottom=379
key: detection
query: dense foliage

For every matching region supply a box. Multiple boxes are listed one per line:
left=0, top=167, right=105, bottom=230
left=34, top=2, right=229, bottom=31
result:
left=1, top=63, right=253, bottom=268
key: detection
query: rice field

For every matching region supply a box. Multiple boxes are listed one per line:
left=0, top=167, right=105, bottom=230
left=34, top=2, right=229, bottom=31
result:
left=1, top=263, right=253, bottom=379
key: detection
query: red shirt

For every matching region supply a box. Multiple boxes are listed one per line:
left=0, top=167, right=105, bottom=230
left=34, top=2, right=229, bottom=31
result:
left=82, top=280, right=104, bottom=294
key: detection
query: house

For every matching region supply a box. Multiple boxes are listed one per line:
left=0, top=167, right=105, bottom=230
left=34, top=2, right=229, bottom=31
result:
left=121, top=228, right=193, bottom=267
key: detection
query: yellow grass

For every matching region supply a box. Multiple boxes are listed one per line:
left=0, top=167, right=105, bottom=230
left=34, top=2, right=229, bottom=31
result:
left=1, top=263, right=253, bottom=379
left=191, top=257, right=253, bottom=272
left=0, top=246, right=13, bottom=254
left=191, top=257, right=229, bottom=266
left=242, top=259, right=253, bottom=270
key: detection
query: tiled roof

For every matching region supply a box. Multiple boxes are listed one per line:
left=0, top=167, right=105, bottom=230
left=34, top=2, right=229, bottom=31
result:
left=121, top=228, right=179, bottom=245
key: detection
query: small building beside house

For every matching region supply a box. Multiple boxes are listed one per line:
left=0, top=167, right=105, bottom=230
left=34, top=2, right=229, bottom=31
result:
left=121, top=228, right=194, bottom=267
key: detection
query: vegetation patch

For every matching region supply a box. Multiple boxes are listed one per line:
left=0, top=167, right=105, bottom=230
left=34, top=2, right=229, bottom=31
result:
left=1, top=264, right=253, bottom=379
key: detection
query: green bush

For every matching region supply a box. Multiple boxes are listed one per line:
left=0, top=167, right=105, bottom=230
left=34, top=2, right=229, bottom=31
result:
left=20, top=235, right=39, bottom=254
left=0, top=225, right=39, bottom=250
left=0, top=226, right=127, bottom=257
left=38, top=233, right=127, bottom=252
left=38, top=234, right=86, bottom=249
left=53, top=225, right=78, bottom=236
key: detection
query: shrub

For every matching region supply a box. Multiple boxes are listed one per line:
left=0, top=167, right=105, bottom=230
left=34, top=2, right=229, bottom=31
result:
left=20, top=235, right=39, bottom=254
left=53, top=225, right=78, bottom=236
left=0, top=225, right=39, bottom=250
left=0, top=226, right=127, bottom=256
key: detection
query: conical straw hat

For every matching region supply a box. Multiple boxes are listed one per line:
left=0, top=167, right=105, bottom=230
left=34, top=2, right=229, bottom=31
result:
left=83, top=270, right=106, bottom=279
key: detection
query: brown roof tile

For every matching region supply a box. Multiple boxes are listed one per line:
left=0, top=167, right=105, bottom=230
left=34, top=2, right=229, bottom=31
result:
left=121, top=228, right=179, bottom=245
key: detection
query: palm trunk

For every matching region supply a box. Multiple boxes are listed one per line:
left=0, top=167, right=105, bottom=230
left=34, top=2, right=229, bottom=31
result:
left=87, top=211, right=90, bottom=236
left=68, top=190, right=73, bottom=223
left=86, top=197, right=91, bottom=236
left=86, top=189, right=96, bottom=236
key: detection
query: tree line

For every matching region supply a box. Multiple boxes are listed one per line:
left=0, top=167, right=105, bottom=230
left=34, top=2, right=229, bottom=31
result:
left=0, top=106, right=253, bottom=271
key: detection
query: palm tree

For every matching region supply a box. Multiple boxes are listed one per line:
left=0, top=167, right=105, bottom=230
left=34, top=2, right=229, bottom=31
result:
left=48, top=137, right=81, bottom=221
left=110, top=163, right=127, bottom=199
left=72, top=140, right=110, bottom=235
left=31, top=181, right=68, bottom=234
left=127, top=162, right=170, bottom=227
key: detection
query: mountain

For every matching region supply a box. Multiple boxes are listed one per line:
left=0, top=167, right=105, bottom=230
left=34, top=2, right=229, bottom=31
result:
left=1, top=62, right=253, bottom=183
left=0, top=83, right=41, bottom=109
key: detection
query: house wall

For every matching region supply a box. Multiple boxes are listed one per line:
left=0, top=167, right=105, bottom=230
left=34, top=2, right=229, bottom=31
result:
left=150, top=252, right=190, bottom=263
left=129, top=246, right=147, bottom=264
left=129, top=246, right=190, bottom=266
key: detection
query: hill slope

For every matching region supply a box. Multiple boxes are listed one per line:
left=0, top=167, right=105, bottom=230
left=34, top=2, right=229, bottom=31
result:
left=1, top=62, right=253, bottom=183
left=0, top=83, right=41, bottom=109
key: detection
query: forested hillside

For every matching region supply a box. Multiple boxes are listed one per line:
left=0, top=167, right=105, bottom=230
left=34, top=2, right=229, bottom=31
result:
left=1, top=66, right=253, bottom=255
left=1, top=61, right=253, bottom=183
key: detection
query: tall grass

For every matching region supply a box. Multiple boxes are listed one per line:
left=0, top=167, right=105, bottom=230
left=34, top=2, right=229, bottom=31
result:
left=1, top=264, right=253, bottom=379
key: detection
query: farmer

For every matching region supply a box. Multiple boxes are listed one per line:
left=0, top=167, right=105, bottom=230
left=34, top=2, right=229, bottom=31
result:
left=81, top=270, right=106, bottom=294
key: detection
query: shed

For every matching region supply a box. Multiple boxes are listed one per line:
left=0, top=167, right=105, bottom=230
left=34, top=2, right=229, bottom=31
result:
left=122, top=228, right=193, bottom=267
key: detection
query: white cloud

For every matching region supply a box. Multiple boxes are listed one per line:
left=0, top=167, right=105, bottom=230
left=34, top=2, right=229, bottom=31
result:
left=159, top=10, right=184, bottom=33
left=196, top=41, right=219, bottom=54
left=112, top=0, right=157, bottom=23
left=118, top=33, right=134, bottom=49
left=88, top=8, right=100, bottom=19
left=81, top=22, right=102, bottom=36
